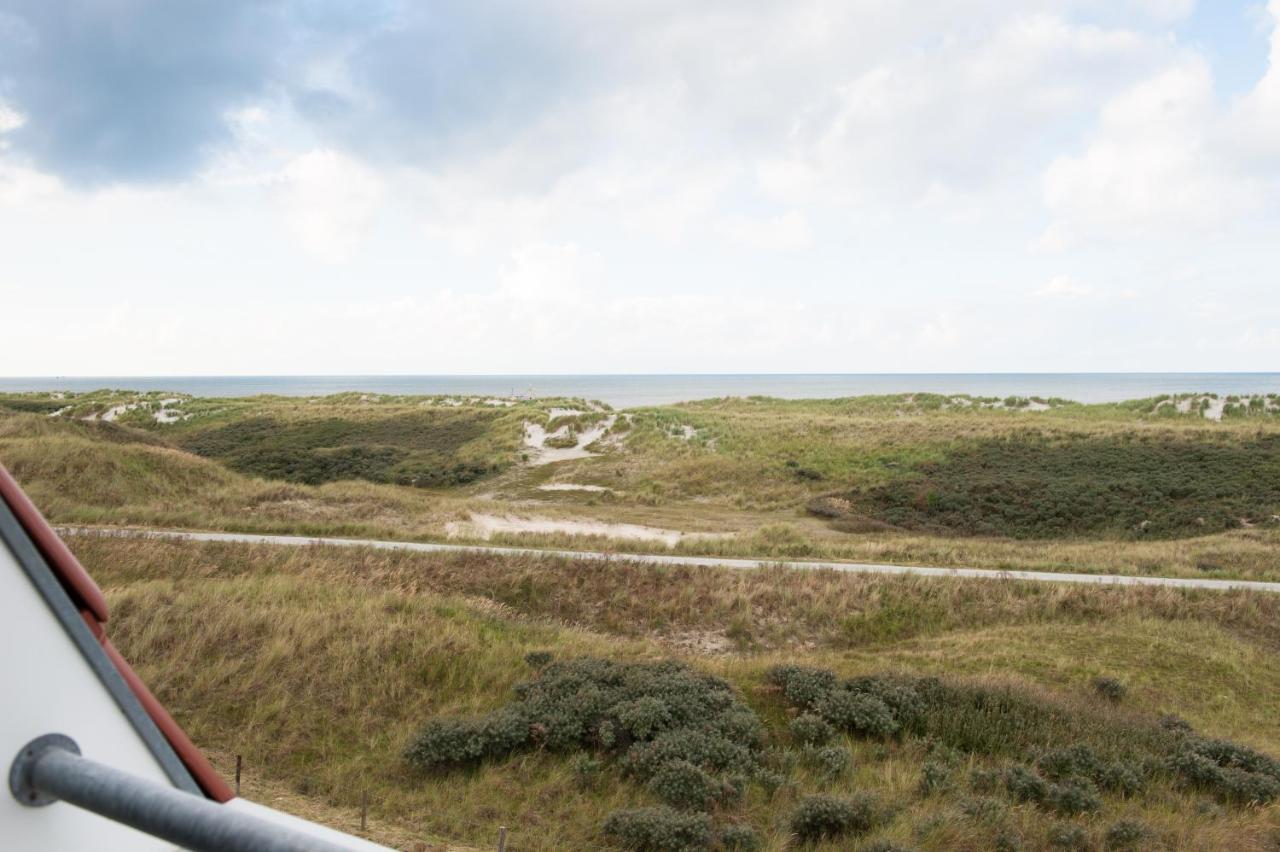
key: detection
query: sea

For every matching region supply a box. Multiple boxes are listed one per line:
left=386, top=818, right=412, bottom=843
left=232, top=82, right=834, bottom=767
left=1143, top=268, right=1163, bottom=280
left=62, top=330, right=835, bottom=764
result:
left=2, top=374, right=1279, bottom=408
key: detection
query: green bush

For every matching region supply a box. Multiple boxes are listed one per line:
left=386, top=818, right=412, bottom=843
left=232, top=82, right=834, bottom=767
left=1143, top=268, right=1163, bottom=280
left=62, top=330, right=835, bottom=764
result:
left=810, top=432, right=1280, bottom=539
left=647, top=760, right=717, bottom=811
left=1171, top=738, right=1280, bottom=804
left=1092, top=677, right=1127, bottom=703
left=571, top=753, right=601, bottom=790
left=1003, top=765, right=1049, bottom=803
left=524, top=650, right=553, bottom=669
left=1046, top=777, right=1102, bottom=815
left=602, top=807, right=712, bottom=852
left=1104, top=819, right=1149, bottom=849
left=617, top=696, right=675, bottom=740
left=1038, top=745, right=1102, bottom=781
left=789, top=713, right=835, bottom=746
left=765, top=665, right=837, bottom=709
left=959, top=796, right=1006, bottom=822
left=815, top=690, right=898, bottom=738
left=1046, top=823, right=1090, bottom=850
left=1096, top=761, right=1145, bottom=797
left=917, top=760, right=952, bottom=796
left=717, top=823, right=760, bottom=851
left=969, top=768, right=1002, bottom=794
left=788, top=794, right=876, bottom=844
left=811, top=746, right=851, bottom=779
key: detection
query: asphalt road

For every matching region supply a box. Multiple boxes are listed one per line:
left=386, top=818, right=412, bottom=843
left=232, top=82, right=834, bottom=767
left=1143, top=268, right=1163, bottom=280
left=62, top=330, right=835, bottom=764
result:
left=58, top=526, right=1280, bottom=593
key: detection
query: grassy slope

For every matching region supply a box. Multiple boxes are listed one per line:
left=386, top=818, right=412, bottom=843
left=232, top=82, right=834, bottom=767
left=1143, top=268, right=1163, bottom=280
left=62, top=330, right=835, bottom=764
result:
left=75, top=536, right=1280, bottom=851
left=5, top=390, right=1280, bottom=581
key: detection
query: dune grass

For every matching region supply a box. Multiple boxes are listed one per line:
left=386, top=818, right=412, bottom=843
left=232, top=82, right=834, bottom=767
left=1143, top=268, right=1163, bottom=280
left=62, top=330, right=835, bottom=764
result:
left=6, top=389, right=1280, bottom=582
left=72, top=536, right=1280, bottom=850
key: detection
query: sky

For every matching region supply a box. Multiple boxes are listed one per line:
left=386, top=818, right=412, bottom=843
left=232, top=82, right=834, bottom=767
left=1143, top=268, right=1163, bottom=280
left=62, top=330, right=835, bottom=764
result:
left=1, top=0, right=1278, bottom=376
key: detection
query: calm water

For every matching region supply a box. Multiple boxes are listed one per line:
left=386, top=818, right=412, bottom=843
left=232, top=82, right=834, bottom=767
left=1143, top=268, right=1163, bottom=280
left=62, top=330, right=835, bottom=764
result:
left=2, top=374, right=1279, bottom=408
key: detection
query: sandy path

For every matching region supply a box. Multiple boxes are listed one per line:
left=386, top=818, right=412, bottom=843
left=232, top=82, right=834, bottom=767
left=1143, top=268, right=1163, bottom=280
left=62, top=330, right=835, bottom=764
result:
left=445, top=513, right=724, bottom=546
left=57, top=527, right=1280, bottom=593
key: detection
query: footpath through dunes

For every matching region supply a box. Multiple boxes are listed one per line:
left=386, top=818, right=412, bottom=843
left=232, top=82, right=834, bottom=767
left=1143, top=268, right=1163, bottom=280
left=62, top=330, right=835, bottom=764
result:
left=58, top=525, right=1280, bottom=593
left=72, top=535, right=1280, bottom=851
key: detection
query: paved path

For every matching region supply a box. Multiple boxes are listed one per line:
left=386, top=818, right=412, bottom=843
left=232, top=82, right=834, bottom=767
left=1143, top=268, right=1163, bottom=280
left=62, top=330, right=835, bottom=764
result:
left=58, top=526, right=1280, bottom=593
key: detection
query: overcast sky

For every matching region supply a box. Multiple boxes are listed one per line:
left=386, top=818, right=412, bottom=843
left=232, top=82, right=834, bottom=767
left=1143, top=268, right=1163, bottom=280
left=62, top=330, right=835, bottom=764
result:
left=1, top=0, right=1278, bottom=375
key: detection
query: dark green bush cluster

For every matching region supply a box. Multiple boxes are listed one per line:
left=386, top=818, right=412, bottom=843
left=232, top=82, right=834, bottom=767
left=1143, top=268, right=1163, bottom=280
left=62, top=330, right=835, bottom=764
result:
left=406, top=658, right=766, bottom=847
left=645, top=759, right=734, bottom=811
left=766, top=666, right=924, bottom=740
left=789, top=794, right=877, bottom=843
left=181, top=410, right=501, bottom=486
left=602, top=807, right=712, bottom=852
left=809, top=432, right=1280, bottom=539
left=1171, top=737, right=1280, bottom=804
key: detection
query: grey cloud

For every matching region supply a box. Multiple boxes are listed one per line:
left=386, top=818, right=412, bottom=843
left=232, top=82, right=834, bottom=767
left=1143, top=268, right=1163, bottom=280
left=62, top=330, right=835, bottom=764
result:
left=0, top=0, right=588, bottom=185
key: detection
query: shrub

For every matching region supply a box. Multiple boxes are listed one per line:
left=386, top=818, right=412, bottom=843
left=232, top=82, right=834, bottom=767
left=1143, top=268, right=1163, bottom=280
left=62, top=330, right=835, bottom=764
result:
left=647, top=760, right=717, bottom=811
left=959, top=796, right=1005, bottom=822
left=1104, top=819, right=1149, bottom=849
left=789, top=794, right=876, bottom=843
left=848, top=676, right=926, bottom=733
left=571, top=753, right=601, bottom=790
left=1172, top=738, right=1280, bottom=804
left=917, top=761, right=952, bottom=796
left=717, top=824, right=760, bottom=851
left=1092, top=677, right=1127, bottom=703
left=765, top=665, right=837, bottom=709
left=790, top=713, right=835, bottom=746
left=602, top=807, right=713, bottom=852
left=1096, top=761, right=1145, bottom=797
left=1047, top=823, right=1090, bottom=850
left=1003, top=765, right=1049, bottom=803
left=969, top=768, right=1002, bottom=794
left=815, top=690, right=898, bottom=738
left=811, top=746, right=851, bottom=779
left=625, top=729, right=759, bottom=780
left=1047, top=777, right=1103, bottom=816
left=524, top=650, right=553, bottom=669
left=617, top=696, right=676, bottom=740
left=1038, top=745, right=1102, bottom=781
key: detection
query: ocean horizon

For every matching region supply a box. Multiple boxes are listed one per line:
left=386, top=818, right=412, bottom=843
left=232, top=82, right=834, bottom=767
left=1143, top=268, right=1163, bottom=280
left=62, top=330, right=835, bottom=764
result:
left=3, top=373, right=1279, bottom=408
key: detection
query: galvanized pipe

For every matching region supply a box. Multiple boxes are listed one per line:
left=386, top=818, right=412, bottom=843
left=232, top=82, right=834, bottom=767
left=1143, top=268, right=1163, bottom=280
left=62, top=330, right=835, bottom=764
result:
left=11, top=735, right=354, bottom=851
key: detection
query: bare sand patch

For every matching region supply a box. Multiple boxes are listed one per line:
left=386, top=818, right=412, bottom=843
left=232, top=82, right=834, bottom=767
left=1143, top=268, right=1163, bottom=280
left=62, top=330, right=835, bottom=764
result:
left=445, top=513, right=730, bottom=547
left=537, top=483, right=612, bottom=493
left=523, top=415, right=617, bottom=465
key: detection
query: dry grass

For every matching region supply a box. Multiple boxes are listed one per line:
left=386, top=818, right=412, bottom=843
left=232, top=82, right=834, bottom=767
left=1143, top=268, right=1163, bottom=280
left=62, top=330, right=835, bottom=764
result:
left=72, top=536, right=1280, bottom=850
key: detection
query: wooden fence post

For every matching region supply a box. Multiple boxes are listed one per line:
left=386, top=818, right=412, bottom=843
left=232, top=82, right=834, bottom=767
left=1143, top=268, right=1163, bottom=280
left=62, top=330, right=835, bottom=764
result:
left=234, top=754, right=242, bottom=796
left=497, top=825, right=507, bottom=852
left=360, top=790, right=368, bottom=832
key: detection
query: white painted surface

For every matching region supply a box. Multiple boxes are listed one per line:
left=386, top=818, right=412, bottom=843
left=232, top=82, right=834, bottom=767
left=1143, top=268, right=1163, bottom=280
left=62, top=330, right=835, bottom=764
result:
left=0, top=538, right=180, bottom=850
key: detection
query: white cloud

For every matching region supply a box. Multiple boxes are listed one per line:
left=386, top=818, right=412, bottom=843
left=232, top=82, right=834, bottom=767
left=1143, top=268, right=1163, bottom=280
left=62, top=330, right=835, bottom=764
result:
left=1036, top=275, right=1096, bottom=298
left=278, top=149, right=384, bottom=263
left=715, top=211, right=814, bottom=251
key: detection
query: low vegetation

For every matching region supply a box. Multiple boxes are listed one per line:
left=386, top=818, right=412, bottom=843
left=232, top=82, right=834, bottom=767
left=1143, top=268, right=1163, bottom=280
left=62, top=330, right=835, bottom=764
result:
left=810, top=432, right=1280, bottom=539
left=70, top=536, right=1280, bottom=850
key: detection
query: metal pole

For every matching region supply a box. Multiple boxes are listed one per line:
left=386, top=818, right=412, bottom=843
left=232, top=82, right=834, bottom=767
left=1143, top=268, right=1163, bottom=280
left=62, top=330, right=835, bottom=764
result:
left=10, top=734, right=353, bottom=852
